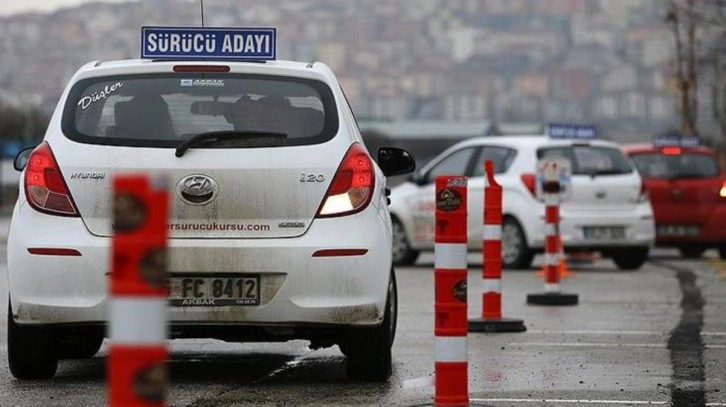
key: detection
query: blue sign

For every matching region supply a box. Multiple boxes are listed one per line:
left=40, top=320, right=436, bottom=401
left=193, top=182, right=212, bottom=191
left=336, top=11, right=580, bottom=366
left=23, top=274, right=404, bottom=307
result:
left=652, top=133, right=700, bottom=148
left=547, top=123, right=597, bottom=140
left=141, top=27, right=276, bottom=60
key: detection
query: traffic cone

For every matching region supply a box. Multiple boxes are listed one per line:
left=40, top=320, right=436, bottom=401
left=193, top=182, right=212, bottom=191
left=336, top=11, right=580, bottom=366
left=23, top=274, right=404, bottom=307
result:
left=558, top=249, right=573, bottom=278
left=536, top=238, right=572, bottom=278
left=535, top=258, right=572, bottom=278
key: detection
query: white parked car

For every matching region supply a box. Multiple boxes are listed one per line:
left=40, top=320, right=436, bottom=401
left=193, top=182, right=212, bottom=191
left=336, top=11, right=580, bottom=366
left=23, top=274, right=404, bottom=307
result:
left=7, top=31, right=415, bottom=381
left=389, top=135, right=655, bottom=270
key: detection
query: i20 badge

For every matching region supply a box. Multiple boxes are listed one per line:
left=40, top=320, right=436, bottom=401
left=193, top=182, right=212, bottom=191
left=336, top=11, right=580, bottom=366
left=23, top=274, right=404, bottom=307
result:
left=177, top=174, right=219, bottom=205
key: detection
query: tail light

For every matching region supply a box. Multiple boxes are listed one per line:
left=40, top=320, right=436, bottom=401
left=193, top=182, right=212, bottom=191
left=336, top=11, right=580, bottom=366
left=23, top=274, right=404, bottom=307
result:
left=520, top=173, right=537, bottom=197
left=24, top=142, right=79, bottom=216
left=637, top=182, right=649, bottom=203
left=317, top=143, right=374, bottom=218
left=662, top=147, right=682, bottom=155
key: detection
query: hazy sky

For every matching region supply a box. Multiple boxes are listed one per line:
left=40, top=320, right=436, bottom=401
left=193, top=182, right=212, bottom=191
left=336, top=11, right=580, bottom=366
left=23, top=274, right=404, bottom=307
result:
left=0, top=0, right=135, bottom=16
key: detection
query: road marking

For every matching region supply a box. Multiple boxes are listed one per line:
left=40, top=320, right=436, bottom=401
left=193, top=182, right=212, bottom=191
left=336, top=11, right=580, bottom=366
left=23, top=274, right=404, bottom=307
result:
left=471, top=398, right=667, bottom=405
left=472, top=399, right=726, bottom=406
left=510, top=342, right=725, bottom=350
left=509, top=342, right=665, bottom=348
left=525, top=329, right=726, bottom=337
left=526, top=329, right=666, bottom=336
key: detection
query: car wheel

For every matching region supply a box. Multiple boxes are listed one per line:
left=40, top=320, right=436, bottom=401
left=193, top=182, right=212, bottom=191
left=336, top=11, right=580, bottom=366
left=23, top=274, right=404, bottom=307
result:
left=343, top=269, right=396, bottom=382
left=612, top=247, right=649, bottom=270
left=391, top=217, right=419, bottom=266
left=58, top=329, right=104, bottom=359
left=678, top=246, right=706, bottom=259
left=501, top=217, right=535, bottom=269
left=7, top=302, right=59, bottom=380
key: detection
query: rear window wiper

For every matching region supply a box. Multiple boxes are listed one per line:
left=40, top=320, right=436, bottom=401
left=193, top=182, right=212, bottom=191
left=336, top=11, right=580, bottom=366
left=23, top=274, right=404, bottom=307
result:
left=175, top=130, right=288, bottom=157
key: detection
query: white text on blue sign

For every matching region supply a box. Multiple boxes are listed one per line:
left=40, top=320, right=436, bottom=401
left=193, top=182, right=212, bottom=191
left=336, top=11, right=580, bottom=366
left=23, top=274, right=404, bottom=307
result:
left=142, top=27, right=276, bottom=60
left=652, top=134, right=700, bottom=148
left=548, top=123, right=597, bottom=140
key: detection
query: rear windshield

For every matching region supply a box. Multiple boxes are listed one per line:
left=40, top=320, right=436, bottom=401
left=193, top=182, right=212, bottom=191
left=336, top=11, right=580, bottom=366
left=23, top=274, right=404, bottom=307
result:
left=62, top=73, right=339, bottom=148
left=537, top=145, right=633, bottom=176
left=631, top=152, right=720, bottom=179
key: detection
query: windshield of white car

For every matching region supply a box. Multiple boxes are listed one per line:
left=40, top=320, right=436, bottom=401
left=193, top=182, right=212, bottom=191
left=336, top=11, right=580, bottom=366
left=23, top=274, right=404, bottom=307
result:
left=631, top=152, right=720, bottom=179
left=62, top=73, right=338, bottom=148
left=537, top=146, right=633, bottom=176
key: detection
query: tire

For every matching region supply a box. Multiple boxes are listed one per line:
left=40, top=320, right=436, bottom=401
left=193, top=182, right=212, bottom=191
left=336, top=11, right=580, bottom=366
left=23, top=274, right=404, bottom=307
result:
left=343, top=269, right=397, bottom=382
left=58, top=329, right=104, bottom=359
left=7, top=302, right=59, bottom=380
left=612, top=247, right=649, bottom=270
left=391, top=217, right=419, bottom=266
left=720, top=245, right=726, bottom=260
left=501, top=217, right=535, bottom=269
left=678, top=246, right=706, bottom=259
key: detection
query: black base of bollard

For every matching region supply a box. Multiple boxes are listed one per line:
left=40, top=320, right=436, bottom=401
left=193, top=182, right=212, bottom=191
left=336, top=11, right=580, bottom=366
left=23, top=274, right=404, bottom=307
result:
left=526, top=292, right=579, bottom=306
left=468, top=317, right=526, bottom=333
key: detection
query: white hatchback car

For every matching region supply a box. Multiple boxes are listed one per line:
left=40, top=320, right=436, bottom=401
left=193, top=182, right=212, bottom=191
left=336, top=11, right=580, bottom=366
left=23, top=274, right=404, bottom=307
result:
left=390, top=135, right=655, bottom=270
left=7, top=56, right=414, bottom=381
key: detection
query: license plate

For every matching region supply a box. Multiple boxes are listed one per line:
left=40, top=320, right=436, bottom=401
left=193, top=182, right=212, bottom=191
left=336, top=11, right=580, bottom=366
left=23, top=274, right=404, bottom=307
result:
left=583, top=226, right=626, bottom=241
left=168, top=275, right=260, bottom=306
left=657, top=225, right=701, bottom=237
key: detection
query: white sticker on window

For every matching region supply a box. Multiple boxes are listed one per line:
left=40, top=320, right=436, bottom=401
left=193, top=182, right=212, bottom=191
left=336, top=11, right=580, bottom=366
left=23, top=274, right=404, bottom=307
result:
left=180, top=79, right=224, bottom=87
left=78, top=82, right=124, bottom=110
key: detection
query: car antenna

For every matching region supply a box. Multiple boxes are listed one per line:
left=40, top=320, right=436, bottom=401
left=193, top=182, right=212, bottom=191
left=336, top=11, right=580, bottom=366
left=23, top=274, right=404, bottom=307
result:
left=200, top=0, right=205, bottom=27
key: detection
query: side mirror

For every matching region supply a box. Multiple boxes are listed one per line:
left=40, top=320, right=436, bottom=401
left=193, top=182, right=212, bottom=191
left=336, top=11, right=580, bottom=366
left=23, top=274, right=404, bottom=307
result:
left=377, top=147, right=416, bottom=177
left=14, top=146, right=35, bottom=171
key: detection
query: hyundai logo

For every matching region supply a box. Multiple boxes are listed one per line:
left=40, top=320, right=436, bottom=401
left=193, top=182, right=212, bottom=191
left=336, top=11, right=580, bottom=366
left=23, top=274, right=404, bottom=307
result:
left=177, top=174, right=218, bottom=205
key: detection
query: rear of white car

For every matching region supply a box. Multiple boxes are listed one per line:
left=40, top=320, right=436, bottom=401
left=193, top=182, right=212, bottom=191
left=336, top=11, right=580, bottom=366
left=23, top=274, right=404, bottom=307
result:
left=7, top=59, right=412, bottom=381
left=389, top=136, right=654, bottom=269
left=524, top=140, right=655, bottom=268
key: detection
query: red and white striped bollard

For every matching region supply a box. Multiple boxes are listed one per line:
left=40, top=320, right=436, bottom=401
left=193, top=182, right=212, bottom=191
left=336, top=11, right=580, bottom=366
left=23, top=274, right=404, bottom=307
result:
left=108, top=174, right=169, bottom=407
left=527, top=170, right=578, bottom=306
left=434, top=175, right=469, bottom=406
left=469, top=160, right=526, bottom=332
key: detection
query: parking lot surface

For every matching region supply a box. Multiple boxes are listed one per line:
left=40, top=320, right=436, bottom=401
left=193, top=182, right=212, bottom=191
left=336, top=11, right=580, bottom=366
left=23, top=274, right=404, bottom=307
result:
left=1, top=229, right=725, bottom=406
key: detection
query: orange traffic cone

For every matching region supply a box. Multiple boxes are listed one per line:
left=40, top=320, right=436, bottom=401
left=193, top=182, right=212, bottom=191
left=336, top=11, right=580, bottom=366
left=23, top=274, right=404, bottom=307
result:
left=536, top=238, right=573, bottom=278
left=558, top=252, right=574, bottom=278
left=536, top=253, right=573, bottom=278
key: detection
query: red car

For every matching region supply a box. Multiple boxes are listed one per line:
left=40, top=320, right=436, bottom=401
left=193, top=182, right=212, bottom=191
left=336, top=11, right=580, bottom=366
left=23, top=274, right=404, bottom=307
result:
left=624, top=140, right=726, bottom=259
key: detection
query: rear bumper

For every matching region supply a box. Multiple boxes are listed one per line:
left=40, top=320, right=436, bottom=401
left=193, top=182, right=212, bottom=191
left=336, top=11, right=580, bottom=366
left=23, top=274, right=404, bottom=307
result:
left=654, top=204, right=726, bottom=246
left=8, top=201, right=391, bottom=328
left=528, top=203, right=655, bottom=249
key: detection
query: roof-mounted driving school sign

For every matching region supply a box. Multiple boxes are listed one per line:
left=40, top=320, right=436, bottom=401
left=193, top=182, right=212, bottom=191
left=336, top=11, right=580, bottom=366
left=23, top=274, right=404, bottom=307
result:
left=547, top=123, right=597, bottom=140
left=141, top=27, right=277, bottom=60
left=652, top=133, right=700, bottom=148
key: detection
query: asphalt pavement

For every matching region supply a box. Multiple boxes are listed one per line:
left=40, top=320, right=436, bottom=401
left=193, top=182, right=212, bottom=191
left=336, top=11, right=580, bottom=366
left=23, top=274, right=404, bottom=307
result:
left=0, top=218, right=724, bottom=406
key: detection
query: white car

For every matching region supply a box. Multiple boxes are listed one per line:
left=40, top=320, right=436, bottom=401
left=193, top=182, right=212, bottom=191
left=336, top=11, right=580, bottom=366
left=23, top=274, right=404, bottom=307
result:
left=389, top=135, right=655, bottom=270
left=7, top=39, right=415, bottom=381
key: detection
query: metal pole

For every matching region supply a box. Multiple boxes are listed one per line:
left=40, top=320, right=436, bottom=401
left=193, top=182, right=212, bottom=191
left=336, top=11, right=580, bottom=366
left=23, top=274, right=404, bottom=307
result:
left=200, top=0, right=205, bottom=27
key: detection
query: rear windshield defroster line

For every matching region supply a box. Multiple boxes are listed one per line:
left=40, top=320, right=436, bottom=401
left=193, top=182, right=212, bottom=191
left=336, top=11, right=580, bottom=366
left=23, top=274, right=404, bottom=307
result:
left=61, top=72, right=339, bottom=148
